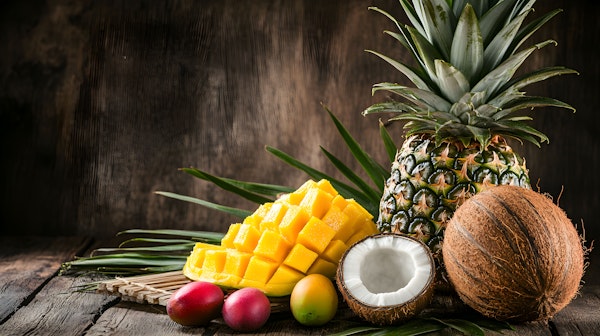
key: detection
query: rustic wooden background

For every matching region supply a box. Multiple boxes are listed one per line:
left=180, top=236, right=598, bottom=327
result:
left=1, top=0, right=598, bottom=246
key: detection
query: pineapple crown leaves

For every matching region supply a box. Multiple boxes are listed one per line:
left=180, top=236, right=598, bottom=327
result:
left=363, top=0, right=577, bottom=149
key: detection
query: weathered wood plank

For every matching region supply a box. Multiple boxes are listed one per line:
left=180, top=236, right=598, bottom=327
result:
left=0, top=236, right=90, bottom=323
left=1, top=0, right=598, bottom=246
left=0, top=273, right=119, bottom=336
left=550, top=284, right=600, bottom=336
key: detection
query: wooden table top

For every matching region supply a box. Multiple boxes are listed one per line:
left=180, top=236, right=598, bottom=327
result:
left=1, top=236, right=598, bottom=335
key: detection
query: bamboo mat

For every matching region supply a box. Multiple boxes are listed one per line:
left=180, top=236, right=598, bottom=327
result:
left=97, top=271, right=291, bottom=312
left=98, top=271, right=191, bottom=306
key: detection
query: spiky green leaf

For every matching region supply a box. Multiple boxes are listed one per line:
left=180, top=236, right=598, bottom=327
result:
left=181, top=168, right=274, bottom=204
left=451, top=3, right=483, bottom=82
left=412, top=0, right=455, bottom=59
left=510, top=8, right=563, bottom=55
left=366, top=49, right=431, bottom=90
left=118, top=229, right=225, bottom=241
left=155, top=191, right=252, bottom=219
left=362, top=101, right=419, bottom=115
left=379, top=120, right=399, bottom=163
left=435, top=60, right=471, bottom=102
left=325, top=108, right=388, bottom=192
left=479, top=0, right=519, bottom=45
left=483, top=8, right=533, bottom=73
left=372, top=83, right=451, bottom=112
left=429, top=318, right=485, bottom=336
left=265, top=146, right=378, bottom=216
left=473, top=40, right=556, bottom=101
left=320, top=147, right=381, bottom=203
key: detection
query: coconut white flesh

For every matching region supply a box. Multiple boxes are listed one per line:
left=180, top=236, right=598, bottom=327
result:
left=342, top=235, right=432, bottom=307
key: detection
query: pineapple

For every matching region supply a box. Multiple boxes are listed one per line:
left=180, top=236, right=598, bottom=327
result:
left=364, top=1, right=576, bottom=267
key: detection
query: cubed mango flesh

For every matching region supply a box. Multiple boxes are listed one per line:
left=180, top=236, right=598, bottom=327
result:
left=260, top=202, right=288, bottom=232
left=296, top=216, right=336, bottom=254
left=254, top=230, right=292, bottom=262
left=283, top=243, right=319, bottom=273
left=233, top=224, right=261, bottom=253
left=182, top=179, right=380, bottom=296
left=220, top=223, right=241, bottom=248
left=278, top=206, right=310, bottom=244
left=300, top=188, right=334, bottom=218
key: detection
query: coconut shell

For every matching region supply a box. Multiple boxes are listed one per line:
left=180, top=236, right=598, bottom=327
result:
left=335, top=234, right=435, bottom=325
left=442, top=186, right=585, bottom=322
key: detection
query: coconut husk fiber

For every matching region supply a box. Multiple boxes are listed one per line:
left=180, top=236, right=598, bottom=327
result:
left=442, top=185, right=585, bottom=322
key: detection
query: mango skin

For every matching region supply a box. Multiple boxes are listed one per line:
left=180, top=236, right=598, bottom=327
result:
left=167, top=281, right=224, bottom=326
left=290, top=274, right=338, bottom=326
left=222, top=287, right=271, bottom=332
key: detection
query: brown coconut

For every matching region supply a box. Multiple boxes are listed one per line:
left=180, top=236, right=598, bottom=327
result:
left=442, top=185, right=585, bottom=322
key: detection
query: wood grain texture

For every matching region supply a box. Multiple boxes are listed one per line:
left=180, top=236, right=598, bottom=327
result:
left=0, top=0, right=598, bottom=241
left=1, top=237, right=598, bottom=336
left=0, top=236, right=90, bottom=323
left=0, top=273, right=119, bottom=336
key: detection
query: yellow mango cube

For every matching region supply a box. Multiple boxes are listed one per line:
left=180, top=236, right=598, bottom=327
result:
left=242, top=256, right=278, bottom=284
left=233, top=224, right=261, bottom=253
left=203, top=249, right=228, bottom=273
left=268, top=265, right=305, bottom=285
left=321, top=239, right=348, bottom=263
left=278, top=205, right=310, bottom=244
left=254, top=230, right=292, bottom=262
left=332, top=195, right=348, bottom=211
left=297, top=216, right=336, bottom=254
left=317, top=179, right=338, bottom=196
left=307, top=258, right=338, bottom=278
left=223, top=250, right=252, bottom=278
left=221, top=223, right=242, bottom=248
left=260, top=202, right=288, bottom=232
left=321, top=205, right=353, bottom=242
left=300, top=187, right=334, bottom=219
left=283, top=243, right=319, bottom=273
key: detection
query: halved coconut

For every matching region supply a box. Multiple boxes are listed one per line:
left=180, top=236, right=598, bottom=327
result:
left=335, top=233, right=435, bottom=325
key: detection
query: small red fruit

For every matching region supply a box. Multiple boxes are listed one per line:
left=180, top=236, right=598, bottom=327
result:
left=222, top=287, right=271, bottom=332
left=167, top=281, right=224, bottom=326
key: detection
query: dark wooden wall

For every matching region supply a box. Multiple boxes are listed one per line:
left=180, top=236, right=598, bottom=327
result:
left=1, top=0, right=598, bottom=244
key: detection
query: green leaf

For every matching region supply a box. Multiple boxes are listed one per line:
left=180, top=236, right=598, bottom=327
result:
left=379, top=120, right=398, bottom=163
left=406, top=25, right=443, bottom=85
left=500, top=66, right=578, bottom=94
left=428, top=318, right=485, bottom=336
left=494, top=96, right=576, bottom=120
left=328, top=326, right=383, bottom=336
left=180, top=167, right=274, bottom=204
left=365, top=49, right=431, bottom=90
left=510, top=8, right=562, bottom=55
left=320, top=146, right=381, bottom=203
left=92, top=243, right=196, bottom=255
left=413, top=0, right=455, bottom=60
left=466, top=125, right=492, bottom=149
left=182, top=167, right=293, bottom=197
left=451, top=4, right=483, bottom=83
left=473, top=40, right=556, bottom=101
left=362, top=101, right=419, bottom=115
left=265, top=146, right=378, bottom=216
left=372, top=83, right=451, bottom=112
left=470, top=317, right=515, bottom=332
left=384, top=318, right=445, bottom=336
left=155, top=191, right=252, bottom=219
left=118, top=228, right=225, bottom=241
left=483, top=8, right=532, bottom=73
left=434, top=60, right=471, bottom=102
left=398, top=0, right=427, bottom=38
left=479, top=0, right=518, bottom=45
left=325, top=108, right=388, bottom=193
left=118, top=238, right=197, bottom=247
